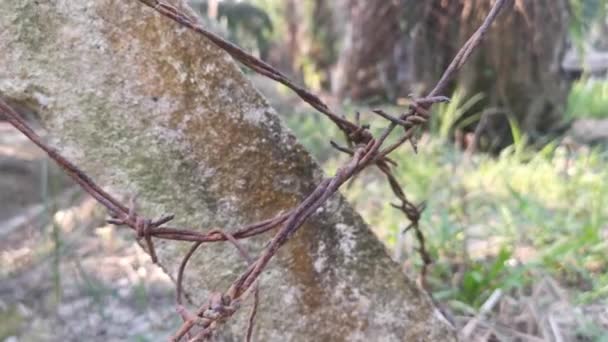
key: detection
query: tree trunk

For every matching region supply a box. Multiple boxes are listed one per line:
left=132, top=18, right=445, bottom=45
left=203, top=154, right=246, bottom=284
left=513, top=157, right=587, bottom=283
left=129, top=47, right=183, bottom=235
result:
left=334, top=0, right=426, bottom=102
left=264, top=0, right=340, bottom=90
left=336, top=0, right=571, bottom=147
left=415, top=0, right=572, bottom=148
left=309, top=0, right=342, bottom=90
left=207, top=0, right=218, bottom=19
left=285, top=0, right=301, bottom=73
left=0, top=0, right=456, bottom=340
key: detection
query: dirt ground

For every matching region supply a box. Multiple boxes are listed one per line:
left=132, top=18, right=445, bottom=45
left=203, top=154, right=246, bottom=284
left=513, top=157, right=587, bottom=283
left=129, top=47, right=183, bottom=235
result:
left=0, top=123, right=179, bottom=342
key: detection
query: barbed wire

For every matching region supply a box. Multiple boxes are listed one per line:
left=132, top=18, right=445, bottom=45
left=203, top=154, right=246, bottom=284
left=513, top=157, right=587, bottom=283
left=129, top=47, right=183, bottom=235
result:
left=0, top=0, right=508, bottom=340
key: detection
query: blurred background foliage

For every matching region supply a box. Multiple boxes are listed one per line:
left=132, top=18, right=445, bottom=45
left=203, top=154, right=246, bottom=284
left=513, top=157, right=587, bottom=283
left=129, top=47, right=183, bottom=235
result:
left=4, top=0, right=608, bottom=340
left=187, top=0, right=608, bottom=323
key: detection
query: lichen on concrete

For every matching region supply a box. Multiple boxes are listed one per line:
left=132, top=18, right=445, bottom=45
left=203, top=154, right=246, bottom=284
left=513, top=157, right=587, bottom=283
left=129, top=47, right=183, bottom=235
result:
left=0, top=0, right=457, bottom=340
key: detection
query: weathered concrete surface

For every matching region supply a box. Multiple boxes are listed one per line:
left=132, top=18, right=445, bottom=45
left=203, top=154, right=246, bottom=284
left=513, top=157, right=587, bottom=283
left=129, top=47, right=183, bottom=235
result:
left=0, top=1, right=456, bottom=340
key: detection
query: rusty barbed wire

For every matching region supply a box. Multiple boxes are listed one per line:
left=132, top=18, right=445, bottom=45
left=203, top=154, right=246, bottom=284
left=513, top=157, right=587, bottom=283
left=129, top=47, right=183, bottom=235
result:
left=0, top=0, right=508, bottom=339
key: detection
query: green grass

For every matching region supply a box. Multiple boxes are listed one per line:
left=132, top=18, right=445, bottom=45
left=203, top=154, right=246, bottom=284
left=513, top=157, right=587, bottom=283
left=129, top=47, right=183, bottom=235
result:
left=285, top=106, right=608, bottom=309
left=0, top=305, right=24, bottom=340
left=429, top=89, right=484, bottom=141
left=567, top=78, right=608, bottom=119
